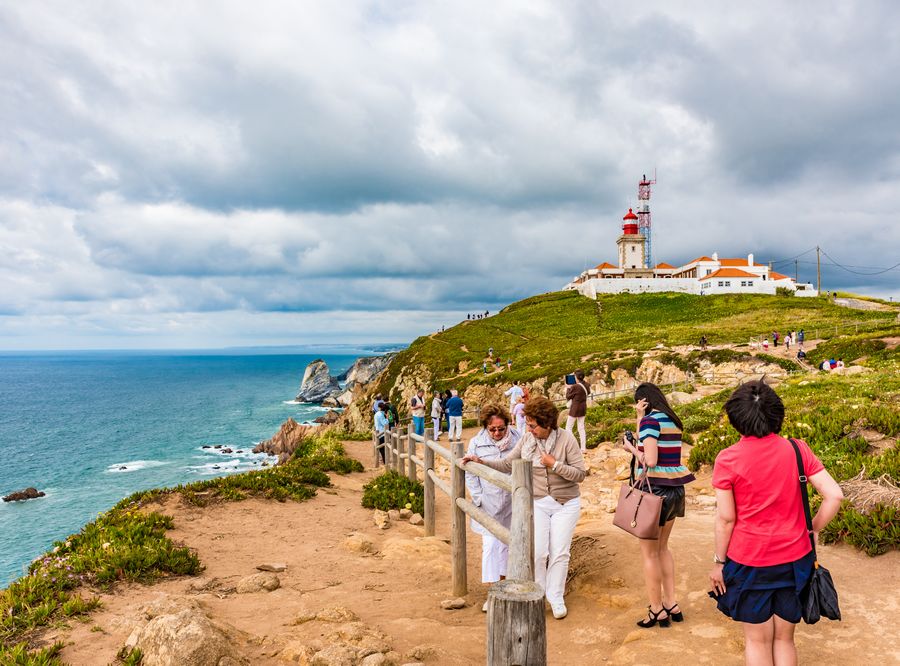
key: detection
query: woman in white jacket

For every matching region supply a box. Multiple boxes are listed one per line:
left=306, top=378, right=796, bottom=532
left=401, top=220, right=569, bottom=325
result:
left=465, top=404, right=521, bottom=611
left=431, top=390, right=443, bottom=440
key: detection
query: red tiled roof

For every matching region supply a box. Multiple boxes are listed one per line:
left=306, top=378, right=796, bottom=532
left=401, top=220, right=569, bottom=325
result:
left=700, top=267, right=759, bottom=280
left=720, top=258, right=765, bottom=267
left=655, top=262, right=676, bottom=269
left=770, top=271, right=791, bottom=280
left=687, top=256, right=714, bottom=264
left=594, top=262, right=617, bottom=270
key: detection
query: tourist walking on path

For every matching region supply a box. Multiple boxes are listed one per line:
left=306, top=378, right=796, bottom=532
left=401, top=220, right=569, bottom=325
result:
left=446, top=390, right=464, bottom=442
left=464, top=396, right=586, bottom=620
left=431, top=390, right=443, bottom=441
left=565, top=369, right=591, bottom=452
left=700, top=335, right=708, bottom=351
left=773, top=331, right=780, bottom=347
left=504, top=380, right=524, bottom=413
left=374, top=403, right=389, bottom=463
left=464, top=404, right=522, bottom=611
left=410, top=389, right=426, bottom=437
left=621, top=383, right=696, bottom=628
left=512, top=395, right=526, bottom=434
left=709, top=380, right=843, bottom=665
left=797, top=329, right=805, bottom=348
left=785, top=333, right=792, bottom=351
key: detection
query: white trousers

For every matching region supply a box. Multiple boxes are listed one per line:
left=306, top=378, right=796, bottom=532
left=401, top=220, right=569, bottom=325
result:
left=481, top=532, right=509, bottom=583
left=449, top=416, right=463, bottom=441
left=533, top=495, right=581, bottom=605
left=432, top=418, right=441, bottom=440
left=565, top=415, right=587, bottom=451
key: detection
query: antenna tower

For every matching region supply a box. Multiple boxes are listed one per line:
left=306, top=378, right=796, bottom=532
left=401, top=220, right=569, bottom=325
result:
left=637, top=171, right=656, bottom=268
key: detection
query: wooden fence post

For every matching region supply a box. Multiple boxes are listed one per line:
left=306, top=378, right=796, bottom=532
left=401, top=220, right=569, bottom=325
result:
left=507, top=459, right=534, bottom=581
left=486, top=580, right=546, bottom=666
left=424, top=441, right=435, bottom=537
left=372, top=431, right=378, bottom=468
left=385, top=429, right=393, bottom=468
left=450, top=440, right=467, bottom=597
left=394, top=431, right=403, bottom=475
left=407, top=422, right=417, bottom=481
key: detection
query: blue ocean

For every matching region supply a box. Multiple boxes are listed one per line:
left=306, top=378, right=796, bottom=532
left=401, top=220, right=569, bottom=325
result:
left=0, top=350, right=371, bottom=586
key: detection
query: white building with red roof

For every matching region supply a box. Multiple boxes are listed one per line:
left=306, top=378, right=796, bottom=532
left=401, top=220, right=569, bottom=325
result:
left=564, top=209, right=817, bottom=297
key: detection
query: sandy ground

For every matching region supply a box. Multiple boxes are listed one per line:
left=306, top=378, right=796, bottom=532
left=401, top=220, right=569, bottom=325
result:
left=47, top=430, right=900, bottom=665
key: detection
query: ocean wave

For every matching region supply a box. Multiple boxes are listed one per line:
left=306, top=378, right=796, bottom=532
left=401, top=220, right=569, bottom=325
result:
left=187, top=459, right=259, bottom=476
left=105, top=460, right=168, bottom=473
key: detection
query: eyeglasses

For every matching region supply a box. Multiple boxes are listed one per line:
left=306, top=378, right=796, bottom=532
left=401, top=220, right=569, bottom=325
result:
left=487, top=426, right=508, bottom=432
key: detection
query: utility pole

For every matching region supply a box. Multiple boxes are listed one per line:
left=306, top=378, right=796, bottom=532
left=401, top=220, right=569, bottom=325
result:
left=816, top=246, right=821, bottom=294
left=795, top=259, right=799, bottom=283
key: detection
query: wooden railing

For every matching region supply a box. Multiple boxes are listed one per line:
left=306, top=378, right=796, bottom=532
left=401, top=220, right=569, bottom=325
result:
left=372, top=424, right=547, bottom=665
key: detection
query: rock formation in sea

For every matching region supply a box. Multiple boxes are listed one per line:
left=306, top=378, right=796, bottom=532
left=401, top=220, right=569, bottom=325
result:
left=252, top=417, right=313, bottom=464
left=2, top=487, right=46, bottom=502
left=339, top=353, right=396, bottom=390
left=295, top=359, right=343, bottom=403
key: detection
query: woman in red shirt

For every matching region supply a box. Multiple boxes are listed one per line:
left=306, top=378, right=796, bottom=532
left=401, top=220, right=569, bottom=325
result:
left=709, top=380, right=843, bottom=665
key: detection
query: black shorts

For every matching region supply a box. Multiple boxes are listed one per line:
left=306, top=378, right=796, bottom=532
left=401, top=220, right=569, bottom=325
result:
left=650, top=484, right=685, bottom=525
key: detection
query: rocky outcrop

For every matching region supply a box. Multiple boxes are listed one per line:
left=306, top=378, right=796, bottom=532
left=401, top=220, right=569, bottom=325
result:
left=3, top=487, right=45, bottom=502
left=252, top=418, right=313, bottom=462
left=340, top=354, right=396, bottom=389
left=314, top=409, right=343, bottom=425
left=297, top=359, right=343, bottom=403
left=128, top=608, right=236, bottom=666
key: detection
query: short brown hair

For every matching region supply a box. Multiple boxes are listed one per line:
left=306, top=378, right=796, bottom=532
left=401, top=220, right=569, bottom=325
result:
left=523, top=396, right=559, bottom=430
left=479, top=404, right=511, bottom=428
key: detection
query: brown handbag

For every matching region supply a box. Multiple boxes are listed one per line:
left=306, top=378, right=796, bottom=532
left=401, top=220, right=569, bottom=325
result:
left=613, top=469, right=663, bottom=539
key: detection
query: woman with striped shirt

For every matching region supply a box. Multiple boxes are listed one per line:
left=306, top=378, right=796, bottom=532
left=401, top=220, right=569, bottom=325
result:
left=622, top=382, right=696, bottom=628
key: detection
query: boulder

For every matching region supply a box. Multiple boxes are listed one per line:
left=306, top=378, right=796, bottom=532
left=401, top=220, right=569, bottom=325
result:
left=236, top=572, right=280, bottom=593
left=440, top=598, right=466, bottom=610
left=2, top=487, right=45, bottom=502
left=342, top=533, right=376, bottom=554
left=666, top=391, right=693, bottom=406
left=296, top=359, right=342, bottom=403
left=310, top=645, right=359, bottom=666
left=253, top=418, right=313, bottom=458
left=409, top=513, right=424, bottom=526
left=336, top=389, right=355, bottom=407
left=133, top=609, right=234, bottom=666
left=387, top=509, right=401, bottom=521
left=399, top=508, right=412, bottom=520
left=313, top=410, right=343, bottom=425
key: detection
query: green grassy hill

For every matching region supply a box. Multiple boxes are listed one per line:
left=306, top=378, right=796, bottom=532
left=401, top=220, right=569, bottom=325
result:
left=375, top=290, right=897, bottom=395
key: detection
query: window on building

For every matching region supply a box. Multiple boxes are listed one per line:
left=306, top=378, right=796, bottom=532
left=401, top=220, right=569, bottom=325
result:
left=705, top=269, right=712, bottom=276
left=748, top=281, right=754, bottom=286
left=725, top=281, right=731, bottom=287
left=741, top=281, right=747, bottom=287
left=717, top=281, right=724, bottom=287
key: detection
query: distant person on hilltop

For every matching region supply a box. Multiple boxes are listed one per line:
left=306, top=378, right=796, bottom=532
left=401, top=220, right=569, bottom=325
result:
left=565, top=369, right=591, bottom=453
left=507, top=358, right=512, bottom=371
left=446, top=390, right=464, bottom=442
left=798, top=329, right=805, bottom=347
left=483, top=361, right=488, bottom=374
left=709, top=380, right=843, bottom=665
left=700, top=335, right=708, bottom=351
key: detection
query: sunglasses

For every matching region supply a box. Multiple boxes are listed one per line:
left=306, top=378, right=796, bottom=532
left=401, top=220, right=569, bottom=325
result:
left=487, top=425, right=508, bottom=432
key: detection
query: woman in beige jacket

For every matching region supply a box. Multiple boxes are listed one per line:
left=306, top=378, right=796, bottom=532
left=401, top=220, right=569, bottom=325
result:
left=463, top=396, right=585, bottom=619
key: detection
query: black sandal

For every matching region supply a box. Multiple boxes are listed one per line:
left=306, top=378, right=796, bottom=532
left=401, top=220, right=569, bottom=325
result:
left=636, top=606, right=670, bottom=628
left=663, top=603, right=684, bottom=622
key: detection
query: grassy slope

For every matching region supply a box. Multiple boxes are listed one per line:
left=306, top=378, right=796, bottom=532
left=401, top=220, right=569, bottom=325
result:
left=377, top=290, right=897, bottom=398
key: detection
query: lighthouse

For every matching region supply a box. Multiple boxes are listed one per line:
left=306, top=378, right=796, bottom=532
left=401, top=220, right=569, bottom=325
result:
left=617, top=208, right=647, bottom=270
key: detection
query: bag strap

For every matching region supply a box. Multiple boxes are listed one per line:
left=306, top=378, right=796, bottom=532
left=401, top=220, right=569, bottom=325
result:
left=788, top=438, right=817, bottom=560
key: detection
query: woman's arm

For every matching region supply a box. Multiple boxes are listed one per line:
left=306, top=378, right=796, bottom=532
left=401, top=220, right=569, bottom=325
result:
left=809, top=469, right=844, bottom=542
left=709, top=488, right=736, bottom=594
left=464, top=440, right=484, bottom=505
left=463, top=440, right=522, bottom=473
left=552, top=440, right=586, bottom=482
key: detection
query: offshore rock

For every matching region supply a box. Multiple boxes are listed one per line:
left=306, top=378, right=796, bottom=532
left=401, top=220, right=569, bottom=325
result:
left=252, top=418, right=313, bottom=459
left=296, top=359, right=343, bottom=403
left=314, top=409, right=342, bottom=425
left=3, top=487, right=45, bottom=502
left=340, top=354, right=396, bottom=390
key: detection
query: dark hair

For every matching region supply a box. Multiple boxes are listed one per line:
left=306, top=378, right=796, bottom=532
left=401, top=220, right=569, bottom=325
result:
left=574, top=368, right=585, bottom=381
left=724, top=379, right=784, bottom=437
left=379, top=402, right=389, bottom=412
left=634, top=382, right=683, bottom=430
left=479, top=404, right=511, bottom=428
left=523, top=396, right=559, bottom=430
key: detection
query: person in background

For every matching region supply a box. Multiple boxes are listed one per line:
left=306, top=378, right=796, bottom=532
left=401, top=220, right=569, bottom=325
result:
left=464, top=404, right=522, bottom=611
left=504, top=380, right=524, bottom=414
left=507, top=358, right=512, bottom=371
left=762, top=338, right=770, bottom=351
left=565, top=369, right=591, bottom=453
left=709, top=380, right=843, bottom=666
left=463, top=396, right=585, bottom=620
left=796, top=349, right=807, bottom=362
left=483, top=361, right=489, bottom=374
left=773, top=331, right=780, bottom=347
left=410, top=389, right=426, bottom=437
left=836, top=357, right=845, bottom=369
left=700, top=334, right=708, bottom=351
left=621, top=383, right=695, bottom=628
left=372, top=393, right=384, bottom=414
left=785, top=333, right=792, bottom=351
left=374, top=402, right=389, bottom=463
left=385, top=402, right=399, bottom=430
left=446, top=390, right=464, bottom=442
left=431, top=390, right=443, bottom=440
left=442, top=389, right=452, bottom=433
left=512, top=395, right=526, bottom=434
left=797, top=329, right=805, bottom=348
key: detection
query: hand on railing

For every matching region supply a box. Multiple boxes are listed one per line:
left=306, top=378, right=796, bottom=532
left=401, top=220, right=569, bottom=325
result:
left=461, top=454, right=481, bottom=465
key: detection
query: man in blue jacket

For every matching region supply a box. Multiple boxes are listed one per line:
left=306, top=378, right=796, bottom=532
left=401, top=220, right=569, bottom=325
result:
left=446, top=389, right=464, bottom=442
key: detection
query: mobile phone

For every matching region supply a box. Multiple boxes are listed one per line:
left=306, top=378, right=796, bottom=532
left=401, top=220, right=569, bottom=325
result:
left=624, top=430, right=635, bottom=444
left=565, top=374, right=576, bottom=385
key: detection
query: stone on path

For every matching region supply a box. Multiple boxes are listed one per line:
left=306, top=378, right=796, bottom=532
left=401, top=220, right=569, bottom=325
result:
left=387, top=509, right=401, bottom=521
left=342, top=533, right=376, bottom=554
left=440, top=597, right=466, bottom=610
left=373, top=510, right=390, bottom=530
left=235, top=572, right=280, bottom=593
left=399, top=508, right=412, bottom=519
left=409, top=513, right=424, bottom=526
left=255, top=562, right=287, bottom=572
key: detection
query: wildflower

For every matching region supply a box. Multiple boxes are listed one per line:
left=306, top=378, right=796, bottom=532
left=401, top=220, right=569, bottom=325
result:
left=53, top=546, right=60, bottom=554
left=405, top=503, right=412, bottom=509
left=101, top=542, right=111, bottom=550
left=408, top=492, right=415, bottom=498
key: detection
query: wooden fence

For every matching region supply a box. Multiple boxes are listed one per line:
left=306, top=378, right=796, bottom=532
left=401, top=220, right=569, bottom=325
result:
left=372, top=424, right=546, bottom=665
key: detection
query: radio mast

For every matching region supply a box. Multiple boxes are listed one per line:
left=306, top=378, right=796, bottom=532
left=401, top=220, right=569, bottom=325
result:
left=637, top=172, right=656, bottom=267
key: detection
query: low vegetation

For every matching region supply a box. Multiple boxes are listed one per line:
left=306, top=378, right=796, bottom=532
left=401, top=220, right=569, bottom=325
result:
left=1, top=432, right=363, bottom=661
left=361, top=471, right=425, bottom=515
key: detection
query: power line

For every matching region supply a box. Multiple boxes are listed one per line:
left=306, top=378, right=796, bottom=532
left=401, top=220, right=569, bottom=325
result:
left=818, top=248, right=900, bottom=276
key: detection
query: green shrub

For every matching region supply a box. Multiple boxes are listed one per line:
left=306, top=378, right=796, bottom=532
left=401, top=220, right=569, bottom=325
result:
left=820, top=502, right=900, bottom=556
left=754, top=353, right=799, bottom=372
left=361, top=471, right=424, bottom=514
left=776, top=286, right=795, bottom=297
left=292, top=434, right=364, bottom=474
left=0, top=642, right=65, bottom=665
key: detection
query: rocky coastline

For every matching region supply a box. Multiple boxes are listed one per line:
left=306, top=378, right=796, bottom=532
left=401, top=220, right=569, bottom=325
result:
left=295, top=354, right=396, bottom=408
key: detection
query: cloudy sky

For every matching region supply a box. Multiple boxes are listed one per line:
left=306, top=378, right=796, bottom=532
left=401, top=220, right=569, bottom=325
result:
left=1, top=1, right=898, bottom=349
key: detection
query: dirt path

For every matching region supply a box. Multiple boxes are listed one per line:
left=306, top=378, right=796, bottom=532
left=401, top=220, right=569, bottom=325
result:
left=50, top=431, right=900, bottom=664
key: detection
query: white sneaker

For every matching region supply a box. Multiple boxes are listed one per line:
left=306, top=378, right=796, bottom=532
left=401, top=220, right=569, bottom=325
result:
left=551, top=603, right=567, bottom=619
left=482, top=601, right=488, bottom=612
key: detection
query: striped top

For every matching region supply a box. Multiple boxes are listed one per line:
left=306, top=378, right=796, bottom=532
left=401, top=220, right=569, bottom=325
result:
left=637, top=410, right=695, bottom=486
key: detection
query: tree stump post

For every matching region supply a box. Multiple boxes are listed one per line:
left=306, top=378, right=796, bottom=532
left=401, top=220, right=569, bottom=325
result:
left=450, top=440, right=467, bottom=597
left=486, top=580, right=546, bottom=665
left=508, top=459, right=535, bottom=581
left=407, top=422, right=417, bottom=481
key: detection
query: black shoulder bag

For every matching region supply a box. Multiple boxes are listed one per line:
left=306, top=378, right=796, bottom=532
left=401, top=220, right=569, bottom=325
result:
left=788, top=438, right=841, bottom=624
